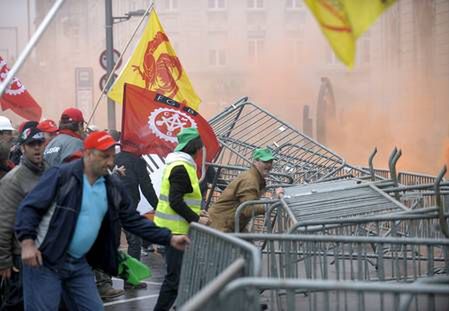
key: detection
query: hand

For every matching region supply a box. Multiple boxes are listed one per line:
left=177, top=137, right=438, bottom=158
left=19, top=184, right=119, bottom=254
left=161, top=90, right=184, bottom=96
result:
left=114, top=165, right=126, bottom=176
left=170, top=235, right=191, bottom=251
left=200, top=210, right=209, bottom=217
left=198, top=216, right=211, bottom=226
left=21, top=239, right=42, bottom=267
left=275, top=187, right=285, bottom=198
left=0, top=267, right=11, bottom=279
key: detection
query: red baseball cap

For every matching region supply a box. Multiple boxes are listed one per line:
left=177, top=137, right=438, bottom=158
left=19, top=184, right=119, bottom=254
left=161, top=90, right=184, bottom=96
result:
left=61, top=107, right=84, bottom=122
left=37, top=119, right=58, bottom=133
left=84, top=131, right=119, bottom=151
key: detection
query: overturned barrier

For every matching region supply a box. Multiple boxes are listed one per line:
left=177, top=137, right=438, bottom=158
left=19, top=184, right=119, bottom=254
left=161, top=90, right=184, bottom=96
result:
left=209, top=98, right=352, bottom=185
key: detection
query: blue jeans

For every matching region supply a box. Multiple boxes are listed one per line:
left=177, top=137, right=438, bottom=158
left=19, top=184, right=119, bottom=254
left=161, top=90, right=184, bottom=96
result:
left=22, top=255, right=103, bottom=311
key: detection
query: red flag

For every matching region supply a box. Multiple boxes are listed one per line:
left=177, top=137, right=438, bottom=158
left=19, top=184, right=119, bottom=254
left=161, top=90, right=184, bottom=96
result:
left=0, top=56, right=42, bottom=121
left=121, top=83, right=220, bottom=162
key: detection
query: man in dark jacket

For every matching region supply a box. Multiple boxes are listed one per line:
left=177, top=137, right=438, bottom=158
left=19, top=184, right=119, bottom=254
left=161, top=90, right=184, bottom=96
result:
left=0, top=126, right=46, bottom=310
left=15, top=131, right=189, bottom=310
left=115, top=149, right=158, bottom=262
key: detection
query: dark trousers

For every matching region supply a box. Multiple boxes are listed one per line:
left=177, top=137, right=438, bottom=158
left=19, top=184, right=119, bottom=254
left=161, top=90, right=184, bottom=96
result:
left=153, top=246, right=184, bottom=311
left=125, top=231, right=142, bottom=261
left=0, top=256, right=23, bottom=311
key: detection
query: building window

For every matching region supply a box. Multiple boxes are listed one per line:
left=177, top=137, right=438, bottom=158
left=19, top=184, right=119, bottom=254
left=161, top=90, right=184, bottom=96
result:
left=160, top=0, right=178, bottom=11
left=208, top=0, right=226, bottom=10
left=286, top=0, right=303, bottom=10
left=209, top=49, right=226, bottom=66
left=248, top=38, right=264, bottom=63
left=247, top=0, right=264, bottom=10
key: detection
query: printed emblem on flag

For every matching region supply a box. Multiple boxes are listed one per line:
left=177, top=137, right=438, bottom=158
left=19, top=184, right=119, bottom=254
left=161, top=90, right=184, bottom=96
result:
left=147, top=107, right=197, bottom=143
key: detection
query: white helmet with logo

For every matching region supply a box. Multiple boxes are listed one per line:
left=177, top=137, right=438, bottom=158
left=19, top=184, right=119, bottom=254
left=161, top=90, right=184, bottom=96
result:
left=0, top=116, right=14, bottom=131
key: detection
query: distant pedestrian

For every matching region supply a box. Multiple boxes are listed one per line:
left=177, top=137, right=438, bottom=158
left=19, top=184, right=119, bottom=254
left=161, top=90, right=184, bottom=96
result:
left=0, top=142, right=13, bottom=180
left=0, top=116, right=14, bottom=145
left=44, top=107, right=84, bottom=166
left=37, top=119, right=58, bottom=146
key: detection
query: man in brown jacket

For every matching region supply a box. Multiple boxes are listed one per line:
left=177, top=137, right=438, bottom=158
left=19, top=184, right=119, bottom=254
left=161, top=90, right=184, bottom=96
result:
left=208, top=148, right=284, bottom=233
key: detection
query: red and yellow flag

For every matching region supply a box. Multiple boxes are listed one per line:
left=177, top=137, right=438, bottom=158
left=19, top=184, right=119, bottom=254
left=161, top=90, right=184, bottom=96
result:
left=305, top=0, right=396, bottom=68
left=108, top=9, right=200, bottom=110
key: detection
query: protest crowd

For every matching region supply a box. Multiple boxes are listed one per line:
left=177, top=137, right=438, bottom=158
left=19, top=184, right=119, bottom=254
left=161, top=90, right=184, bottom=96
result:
left=3, top=1, right=448, bottom=310
left=0, top=107, right=282, bottom=311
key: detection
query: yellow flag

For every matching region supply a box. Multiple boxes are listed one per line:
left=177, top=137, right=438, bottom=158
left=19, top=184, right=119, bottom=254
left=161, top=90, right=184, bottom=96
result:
left=305, top=0, right=396, bottom=68
left=108, top=9, right=201, bottom=110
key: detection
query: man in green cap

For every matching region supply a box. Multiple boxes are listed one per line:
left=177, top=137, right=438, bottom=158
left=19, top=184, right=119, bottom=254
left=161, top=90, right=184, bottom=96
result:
left=153, top=127, right=210, bottom=311
left=208, top=147, right=284, bottom=233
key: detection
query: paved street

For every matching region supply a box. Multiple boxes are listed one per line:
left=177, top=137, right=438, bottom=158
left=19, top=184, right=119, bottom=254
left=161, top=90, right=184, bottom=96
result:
left=104, top=248, right=165, bottom=311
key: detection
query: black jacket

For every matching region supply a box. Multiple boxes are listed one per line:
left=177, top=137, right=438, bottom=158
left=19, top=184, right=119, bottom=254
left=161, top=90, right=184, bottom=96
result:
left=15, top=159, right=171, bottom=276
left=115, top=151, right=158, bottom=208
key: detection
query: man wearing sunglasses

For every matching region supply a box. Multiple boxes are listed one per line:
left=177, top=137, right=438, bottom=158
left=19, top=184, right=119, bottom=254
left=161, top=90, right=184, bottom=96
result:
left=0, top=126, right=47, bottom=310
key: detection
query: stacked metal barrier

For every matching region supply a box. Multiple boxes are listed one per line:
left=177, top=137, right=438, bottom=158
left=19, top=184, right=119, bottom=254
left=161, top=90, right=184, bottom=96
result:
left=291, top=210, right=448, bottom=239
left=177, top=99, right=449, bottom=311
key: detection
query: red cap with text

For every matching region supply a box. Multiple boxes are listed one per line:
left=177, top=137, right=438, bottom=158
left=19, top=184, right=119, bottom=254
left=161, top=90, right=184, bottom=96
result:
left=37, top=119, right=58, bottom=133
left=84, top=131, right=119, bottom=151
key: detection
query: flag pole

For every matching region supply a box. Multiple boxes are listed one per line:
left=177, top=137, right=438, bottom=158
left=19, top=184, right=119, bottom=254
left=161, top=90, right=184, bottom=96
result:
left=87, top=1, right=154, bottom=126
left=0, top=0, right=67, bottom=97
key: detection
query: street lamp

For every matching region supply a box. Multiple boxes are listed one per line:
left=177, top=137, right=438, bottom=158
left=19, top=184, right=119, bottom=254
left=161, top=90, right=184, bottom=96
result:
left=113, top=9, right=147, bottom=24
left=105, top=1, right=147, bottom=130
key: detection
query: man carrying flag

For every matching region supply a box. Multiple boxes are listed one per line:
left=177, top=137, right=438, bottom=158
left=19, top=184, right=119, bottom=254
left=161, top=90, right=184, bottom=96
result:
left=0, top=56, right=42, bottom=121
left=108, top=9, right=200, bottom=111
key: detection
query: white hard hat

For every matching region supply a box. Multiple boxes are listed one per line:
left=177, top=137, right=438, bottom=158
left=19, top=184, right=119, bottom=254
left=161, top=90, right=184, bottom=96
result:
left=0, top=116, right=14, bottom=131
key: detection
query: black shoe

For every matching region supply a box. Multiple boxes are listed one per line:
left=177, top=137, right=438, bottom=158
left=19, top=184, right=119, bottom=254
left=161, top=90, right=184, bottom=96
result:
left=124, top=281, right=148, bottom=290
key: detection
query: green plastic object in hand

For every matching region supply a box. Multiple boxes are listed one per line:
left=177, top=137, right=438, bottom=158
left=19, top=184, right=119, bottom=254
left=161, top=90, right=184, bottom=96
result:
left=117, top=251, right=152, bottom=285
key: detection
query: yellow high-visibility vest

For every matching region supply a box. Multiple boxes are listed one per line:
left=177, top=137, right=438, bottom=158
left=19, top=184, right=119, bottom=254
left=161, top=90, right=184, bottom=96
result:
left=154, top=160, right=201, bottom=234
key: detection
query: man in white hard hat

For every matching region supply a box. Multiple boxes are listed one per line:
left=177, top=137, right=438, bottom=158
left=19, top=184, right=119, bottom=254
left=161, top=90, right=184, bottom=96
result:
left=0, top=116, right=15, bottom=145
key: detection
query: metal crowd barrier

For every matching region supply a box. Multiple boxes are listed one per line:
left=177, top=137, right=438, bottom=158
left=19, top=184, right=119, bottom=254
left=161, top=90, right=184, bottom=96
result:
left=235, top=234, right=449, bottom=284
left=208, top=97, right=351, bottom=184
left=217, top=277, right=449, bottom=311
left=232, top=181, right=410, bottom=234
left=179, top=230, right=449, bottom=311
left=291, top=210, right=449, bottom=239
left=176, top=223, right=261, bottom=309
left=282, top=183, right=408, bottom=223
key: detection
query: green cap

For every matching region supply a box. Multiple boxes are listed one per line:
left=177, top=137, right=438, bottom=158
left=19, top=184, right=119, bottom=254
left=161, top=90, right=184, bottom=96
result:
left=252, top=148, right=275, bottom=162
left=175, top=127, right=200, bottom=152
